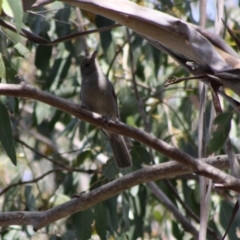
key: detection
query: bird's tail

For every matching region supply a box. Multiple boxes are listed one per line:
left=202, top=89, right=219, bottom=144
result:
left=108, top=134, right=132, bottom=169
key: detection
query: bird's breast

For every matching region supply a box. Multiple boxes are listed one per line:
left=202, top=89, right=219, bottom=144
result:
left=81, top=77, right=117, bottom=119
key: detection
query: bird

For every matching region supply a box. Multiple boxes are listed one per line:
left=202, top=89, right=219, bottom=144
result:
left=80, top=51, right=132, bottom=169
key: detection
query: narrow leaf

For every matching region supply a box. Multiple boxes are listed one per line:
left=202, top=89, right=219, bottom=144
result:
left=7, top=0, right=23, bottom=34
left=24, top=185, right=36, bottom=211
left=2, top=28, right=21, bottom=44
left=105, top=196, right=118, bottom=233
left=2, top=56, right=17, bottom=83
left=75, top=149, right=93, bottom=167
left=14, top=43, right=31, bottom=58
left=72, top=208, right=94, bottom=240
left=94, top=203, right=107, bottom=240
left=0, top=102, right=17, bottom=165
left=0, top=53, right=6, bottom=78
left=0, top=0, right=2, bottom=15
left=131, top=146, right=151, bottom=169
left=103, top=158, right=119, bottom=179
left=220, top=200, right=240, bottom=239
left=207, top=112, right=232, bottom=154
left=222, top=200, right=239, bottom=240
left=2, top=0, right=13, bottom=17
left=34, top=101, right=52, bottom=125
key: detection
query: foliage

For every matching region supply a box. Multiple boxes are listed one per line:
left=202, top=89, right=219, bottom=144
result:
left=0, top=0, right=240, bottom=239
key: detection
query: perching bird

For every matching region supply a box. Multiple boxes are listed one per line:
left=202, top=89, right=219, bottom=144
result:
left=80, top=51, right=132, bottom=169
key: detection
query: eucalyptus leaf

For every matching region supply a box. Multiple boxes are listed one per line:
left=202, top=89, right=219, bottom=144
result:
left=14, top=43, right=31, bottom=58
left=103, top=158, right=119, bottom=179
left=105, top=196, right=118, bottom=233
left=2, top=28, right=21, bottom=44
left=2, top=0, right=13, bottom=17
left=207, top=112, right=233, bottom=154
left=94, top=202, right=107, bottom=240
left=34, top=101, right=52, bottom=125
left=2, top=57, right=17, bottom=83
left=7, top=0, right=23, bottom=34
left=75, top=149, right=93, bottom=166
left=24, top=185, right=36, bottom=211
left=72, top=208, right=94, bottom=240
left=0, top=102, right=16, bottom=165
left=0, top=53, right=6, bottom=78
left=220, top=200, right=240, bottom=240
left=131, top=145, right=151, bottom=169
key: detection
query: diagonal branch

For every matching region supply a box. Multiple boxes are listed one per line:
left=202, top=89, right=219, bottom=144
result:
left=147, top=181, right=199, bottom=239
left=0, top=154, right=239, bottom=230
left=1, top=83, right=240, bottom=192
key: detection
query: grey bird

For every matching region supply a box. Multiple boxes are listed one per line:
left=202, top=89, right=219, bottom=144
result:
left=80, top=51, right=132, bottom=169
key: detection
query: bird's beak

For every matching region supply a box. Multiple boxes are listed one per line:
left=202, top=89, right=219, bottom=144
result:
left=91, top=51, right=98, bottom=61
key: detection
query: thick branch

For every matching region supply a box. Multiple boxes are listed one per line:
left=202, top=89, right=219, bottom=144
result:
left=0, top=154, right=238, bottom=229
left=1, top=83, right=240, bottom=191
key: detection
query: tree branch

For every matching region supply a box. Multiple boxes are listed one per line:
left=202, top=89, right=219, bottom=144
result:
left=0, top=154, right=239, bottom=229
left=1, top=83, right=240, bottom=192
left=147, top=182, right=199, bottom=239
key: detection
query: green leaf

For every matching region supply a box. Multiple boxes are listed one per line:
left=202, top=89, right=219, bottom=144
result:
left=136, top=58, right=145, bottom=81
left=6, top=96, right=18, bottom=114
left=61, top=230, right=76, bottom=240
left=56, top=53, right=72, bottom=89
left=207, top=112, right=233, bottom=154
left=105, top=196, right=118, bottom=233
left=72, top=208, right=94, bottom=240
left=172, top=220, right=184, bottom=239
left=34, top=101, right=52, bottom=125
left=122, top=199, right=130, bottom=231
left=14, top=43, right=31, bottom=58
left=74, top=149, right=93, bottom=167
left=7, top=0, right=23, bottom=34
left=95, top=15, right=115, bottom=60
left=2, top=0, right=13, bottom=17
left=219, top=200, right=240, bottom=239
left=34, top=34, right=52, bottom=74
left=151, top=44, right=162, bottom=78
left=102, top=158, right=119, bottom=179
left=2, top=56, right=17, bottom=83
left=0, top=102, right=16, bottom=165
left=214, top=112, right=233, bottom=125
left=54, top=7, right=71, bottom=37
left=138, top=185, right=147, bottom=216
left=0, top=53, right=6, bottom=78
left=63, top=173, right=78, bottom=195
left=131, top=145, right=151, bottom=169
left=131, top=184, right=147, bottom=239
left=24, top=185, right=36, bottom=211
left=2, top=28, right=21, bottom=44
left=118, top=87, right=139, bottom=122
left=94, top=202, right=107, bottom=240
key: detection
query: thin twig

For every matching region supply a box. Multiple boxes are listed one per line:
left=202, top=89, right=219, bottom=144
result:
left=0, top=169, right=63, bottom=196
left=126, top=29, right=150, bottom=133
left=106, top=38, right=128, bottom=78
left=15, top=138, right=100, bottom=173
